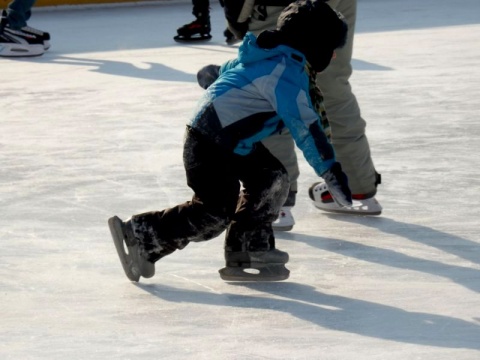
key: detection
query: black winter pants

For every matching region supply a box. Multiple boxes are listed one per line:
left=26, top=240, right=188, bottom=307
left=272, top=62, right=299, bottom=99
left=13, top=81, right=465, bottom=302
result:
left=191, top=0, right=210, bottom=19
left=130, top=128, right=289, bottom=263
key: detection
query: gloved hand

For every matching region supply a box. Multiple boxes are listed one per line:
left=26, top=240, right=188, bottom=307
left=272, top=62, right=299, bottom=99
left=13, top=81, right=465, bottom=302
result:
left=322, top=162, right=352, bottom=207
left=256, top=30, right=284, bottom=49
left=196, top=64, right=220, bottom=89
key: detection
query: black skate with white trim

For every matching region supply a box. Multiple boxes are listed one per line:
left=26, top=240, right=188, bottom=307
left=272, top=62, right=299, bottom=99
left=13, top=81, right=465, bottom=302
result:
left=0, top=10, right=44, bottom=57
left=219, top=249, right=290, bottom=281
left=20, top=25, right=51, bottom=50
left=108, top=216, right=155, bottom=282
left=174, top=17, right=212, bottom=42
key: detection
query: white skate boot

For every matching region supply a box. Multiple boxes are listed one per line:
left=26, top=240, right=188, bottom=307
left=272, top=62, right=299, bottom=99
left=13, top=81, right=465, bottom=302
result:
left=309, top=181, right=382, bottom=215
left=272, top=206, right=295, bottom=231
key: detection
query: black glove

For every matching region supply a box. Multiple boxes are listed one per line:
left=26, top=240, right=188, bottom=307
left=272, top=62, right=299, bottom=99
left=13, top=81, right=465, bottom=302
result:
left=322, top=162, right=352, bottom=207
left=256, top=30, right=284, bottom=49
left=196, top=64, right=220, bottom=89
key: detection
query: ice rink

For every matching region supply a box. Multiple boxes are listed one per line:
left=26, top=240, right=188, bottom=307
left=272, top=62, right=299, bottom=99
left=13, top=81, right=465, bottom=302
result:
left=1, top=0, right=480, bottom=358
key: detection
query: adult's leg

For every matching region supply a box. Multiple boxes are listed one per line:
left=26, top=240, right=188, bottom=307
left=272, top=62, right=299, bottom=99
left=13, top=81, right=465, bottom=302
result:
left=192, top=0, right=210, bottom=19
left=6, top=0, right=36, bottom=29
left=318, top=0, right=378, bottom=196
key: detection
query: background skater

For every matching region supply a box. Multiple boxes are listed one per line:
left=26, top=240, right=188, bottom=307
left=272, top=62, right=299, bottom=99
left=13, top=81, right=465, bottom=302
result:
left=173, top=0, right=236, bottom=43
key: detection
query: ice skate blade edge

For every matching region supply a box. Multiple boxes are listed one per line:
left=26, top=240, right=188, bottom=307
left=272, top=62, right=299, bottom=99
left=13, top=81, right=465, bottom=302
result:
left=313, top=202, right=382, bottom=216
left=108, top=216, right=141, bottom=282
left=219, top=265, right=289, bottom=282
left=173, top=34, right=212, bottom=43
left=272, top=225, right=293, bottom=231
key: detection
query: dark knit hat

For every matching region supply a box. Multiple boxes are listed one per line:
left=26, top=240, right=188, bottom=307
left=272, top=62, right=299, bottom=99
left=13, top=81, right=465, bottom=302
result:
left=257, top=0, right=348, bottom=72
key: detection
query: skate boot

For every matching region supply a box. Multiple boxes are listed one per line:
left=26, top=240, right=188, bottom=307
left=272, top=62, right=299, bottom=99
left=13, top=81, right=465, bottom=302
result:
left=272, top=206, right=295, bottom=231
left=174, top=17, right=211, bottom=42
left=309, top=181, right=382, bottom=215
left=219, top=249, right=290, bottom=281
left=19, top=25, right=51, bottom=50
left=0, top=10, right=44, bottom=57
left=108, top=216, right=155, bottom=282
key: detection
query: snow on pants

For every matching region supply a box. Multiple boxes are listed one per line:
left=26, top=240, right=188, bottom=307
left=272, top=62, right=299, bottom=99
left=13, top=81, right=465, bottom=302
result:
left=129, top=128, right=289, bottom=263
left=248, top=0, right=379, bottom=196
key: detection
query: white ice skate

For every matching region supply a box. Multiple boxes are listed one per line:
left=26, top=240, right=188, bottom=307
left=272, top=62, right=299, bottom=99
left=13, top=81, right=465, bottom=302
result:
left=219, top=249, right=290, bottom=281
left=309, top=181, right=382, bottom=215
left=108, top=216, right=155, bottom=282
left=272, top=206, right=295, bottom=231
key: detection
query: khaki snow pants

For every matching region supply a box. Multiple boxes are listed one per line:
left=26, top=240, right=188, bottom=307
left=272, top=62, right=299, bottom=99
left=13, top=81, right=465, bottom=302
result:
left=249, top=0, right=379, bottom=197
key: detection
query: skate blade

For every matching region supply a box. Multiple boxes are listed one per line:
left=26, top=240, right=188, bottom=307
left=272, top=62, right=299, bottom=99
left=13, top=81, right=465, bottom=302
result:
left=313, top=202, right=382, bottom=216
left=174, top=34, right=212, bottom=43
left=219, top=264, right=290, bottom=282
left=108, top=216, right=141, bottom=282
left=272, top=225, right=293, bottom=232
left=0, top=43, right=44, bottom=57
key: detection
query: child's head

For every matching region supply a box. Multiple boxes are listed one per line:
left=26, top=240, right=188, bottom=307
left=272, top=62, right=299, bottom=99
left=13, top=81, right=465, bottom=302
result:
left=257, top=0, right=348, bottom=72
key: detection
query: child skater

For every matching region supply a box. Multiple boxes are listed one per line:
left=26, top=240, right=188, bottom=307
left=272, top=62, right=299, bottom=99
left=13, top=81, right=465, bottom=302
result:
left=108, top=0, right=351, bottom=282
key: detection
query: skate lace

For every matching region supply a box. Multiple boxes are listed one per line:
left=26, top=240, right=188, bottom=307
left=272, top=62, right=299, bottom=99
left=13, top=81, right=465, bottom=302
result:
left=5, top=27, right=37, bottom=40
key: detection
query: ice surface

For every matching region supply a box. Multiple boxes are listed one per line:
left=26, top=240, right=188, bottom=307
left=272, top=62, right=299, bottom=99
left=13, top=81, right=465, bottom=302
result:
left=1, top=0, right=480, bottom=359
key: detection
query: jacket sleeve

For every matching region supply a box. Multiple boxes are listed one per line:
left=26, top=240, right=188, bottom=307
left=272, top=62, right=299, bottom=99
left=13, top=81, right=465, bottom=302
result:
left=274, top=72, right=336, bottom=176
left=223, top=0, right=256, bottom=39
left=219, top=58, right=240, bottom=74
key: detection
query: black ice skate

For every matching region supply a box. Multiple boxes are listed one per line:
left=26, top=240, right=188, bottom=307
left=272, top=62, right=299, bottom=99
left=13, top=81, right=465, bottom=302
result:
left=219, top=249, right=290, bottom=281
left=108, top=216, right=155, bottom=282
left=174, top=18, right=212, bottom=42
left=0, top=10, right=44, bottom=57
left=20, top=25, right=51, bottom=50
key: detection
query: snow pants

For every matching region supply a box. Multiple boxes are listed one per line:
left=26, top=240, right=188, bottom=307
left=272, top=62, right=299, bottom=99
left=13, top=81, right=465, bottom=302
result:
left=316, top=0, right=378, bottom=196
left=129, top=127, right=289, bottom=263
left=6, top=0, right=36, bottom=29
left=249, top=0, right=379, bottom=197
left=190, top=0, right=210, bottom=19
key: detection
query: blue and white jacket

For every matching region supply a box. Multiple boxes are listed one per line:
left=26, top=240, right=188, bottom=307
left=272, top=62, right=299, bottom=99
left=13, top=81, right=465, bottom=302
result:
left=189, top=33, right=335, bottom=176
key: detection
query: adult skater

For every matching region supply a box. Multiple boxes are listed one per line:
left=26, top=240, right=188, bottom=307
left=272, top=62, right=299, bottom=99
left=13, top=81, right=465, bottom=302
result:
left=109, top=0, right=352, bottom=283
left=174, top=0, right=212, bottom=42
left=222, top=0, right=382, bottom=230
left=174, top=0, right=235, bottom=43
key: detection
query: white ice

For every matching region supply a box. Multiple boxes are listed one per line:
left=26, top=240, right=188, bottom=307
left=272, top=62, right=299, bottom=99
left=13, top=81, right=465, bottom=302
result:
left=1, top=0, right=480, bottom=358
